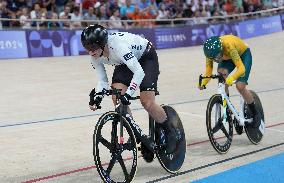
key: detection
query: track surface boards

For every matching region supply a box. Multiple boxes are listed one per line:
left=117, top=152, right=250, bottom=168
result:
left=0, top=32, right=284, bottom=183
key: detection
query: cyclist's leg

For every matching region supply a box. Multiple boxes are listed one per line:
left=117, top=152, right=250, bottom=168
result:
left=235, top=48, right=253, bottom=103
left=236, top=82, right=253, bottom=104
left=112, top=65, right=134, bottom=115
left=236, top=48, right=261, bottom=127
left=138, top=43, right=166, bottom=124
left=140, top=91, right=176, bottom=153
left=236, top=82, right=260, bottom=128
left=138, top=43, right=177, bottom=153
left=140, top=91, right=166, bottom=123
left=236, top=82, right=256, bottom=120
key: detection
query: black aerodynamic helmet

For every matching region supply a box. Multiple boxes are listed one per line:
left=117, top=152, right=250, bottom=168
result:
left=81, top=24, right=108, bottom=51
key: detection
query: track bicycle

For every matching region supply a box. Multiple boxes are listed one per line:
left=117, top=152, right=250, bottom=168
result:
left=92, top=88, right=186, bottom=183
left=199, top=74, right=265, bottom=154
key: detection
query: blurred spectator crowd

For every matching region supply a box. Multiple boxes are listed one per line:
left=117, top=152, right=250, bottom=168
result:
left=0, top=0, right=284, bottom=29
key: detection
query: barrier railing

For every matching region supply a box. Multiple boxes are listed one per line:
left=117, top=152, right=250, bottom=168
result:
left=0, top=6, right=284, bottom=30
left=0, top=8, right=284, bottom=59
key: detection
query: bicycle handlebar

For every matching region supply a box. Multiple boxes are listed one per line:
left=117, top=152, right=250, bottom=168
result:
left=95, top=89, right=141, bottom=100
left=91, top=88, right=160, bottom=109
left=199, top=74, right=226, bottom=89
left=91, top=88, right=140, bottom=110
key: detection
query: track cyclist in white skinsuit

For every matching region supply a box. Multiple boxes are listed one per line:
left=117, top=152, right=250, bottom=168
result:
left=81, top=24, right=177, bottom=154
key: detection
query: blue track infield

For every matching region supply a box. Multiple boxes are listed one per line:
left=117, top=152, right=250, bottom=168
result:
left=192, top=152, right=284, bottom=183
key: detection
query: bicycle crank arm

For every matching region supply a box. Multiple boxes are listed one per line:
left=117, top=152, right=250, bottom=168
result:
left=239, top=118, right=253, bottom=126
left=124, top=114, right=156, bottom=152
left=139, top=135, right=156, bottom=152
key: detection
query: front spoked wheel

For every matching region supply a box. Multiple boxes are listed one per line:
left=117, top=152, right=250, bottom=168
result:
left=244, top=90, right=265, bottom=145
left=94, top=112, right=137, bottom=183
left=206, top=94, right=233, bottom=154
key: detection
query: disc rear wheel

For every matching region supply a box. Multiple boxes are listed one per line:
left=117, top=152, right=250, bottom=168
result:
left=244, top=90, right=265, bottom=145
left=155, top=105, right=186, bottom=174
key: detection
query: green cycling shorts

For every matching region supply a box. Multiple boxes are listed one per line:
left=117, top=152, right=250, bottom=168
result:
left=217, top=48, right=252, bottom=84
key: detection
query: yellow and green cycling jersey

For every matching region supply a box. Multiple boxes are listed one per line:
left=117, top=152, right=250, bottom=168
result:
left=202, top=35, right=250, bottom=86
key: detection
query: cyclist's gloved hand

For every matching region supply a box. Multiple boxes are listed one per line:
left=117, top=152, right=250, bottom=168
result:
left=198, top=84, right=206, bottom=90
left=120, top=93, right=131, bottom=105
left=89, top=88, right=103, bottom=110
left=94, top=95, right=103, bottom=106
left=225, top=76, right=235, bottom=86
left=198, top=75, right=207, bottom=90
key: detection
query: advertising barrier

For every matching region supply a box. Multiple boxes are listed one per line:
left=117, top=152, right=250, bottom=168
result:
left=239, top=15, right=282, bottom=39
left=0, top=14, right=283, bottom=59
left=281, top=13, right=284, bottom=30
left=207, top=23, right=240, bottom=38
left=154, top=27, right=190, bottom=49
left=26, top=30, right=77, bottom=57
left=0, top=31, right=28, bottom=59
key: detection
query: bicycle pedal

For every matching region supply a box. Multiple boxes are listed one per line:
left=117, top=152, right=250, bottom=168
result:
left=142, top=153, right=154, bottom=163
left=235, top=125, right=243, bottom=135
left=234, top=118, right=243, bottom=135
left=141, top=144, right=154, bottom=163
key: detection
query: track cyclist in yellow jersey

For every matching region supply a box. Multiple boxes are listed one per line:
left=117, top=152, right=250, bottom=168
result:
left=198, top=35, right=261, bottom=129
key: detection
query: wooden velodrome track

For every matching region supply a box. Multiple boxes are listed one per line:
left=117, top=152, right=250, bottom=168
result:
left=0, top=32, right=284, bottom=183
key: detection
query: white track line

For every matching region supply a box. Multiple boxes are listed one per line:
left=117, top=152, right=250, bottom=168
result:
left=178, top=111, right=205, bottom=118
left=266, top=128, right=284, bottom=133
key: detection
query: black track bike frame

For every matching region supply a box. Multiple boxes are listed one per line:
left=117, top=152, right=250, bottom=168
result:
left=118, top=104, right=157, bottom=152
left=97, top=89, right=159, bottom=153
